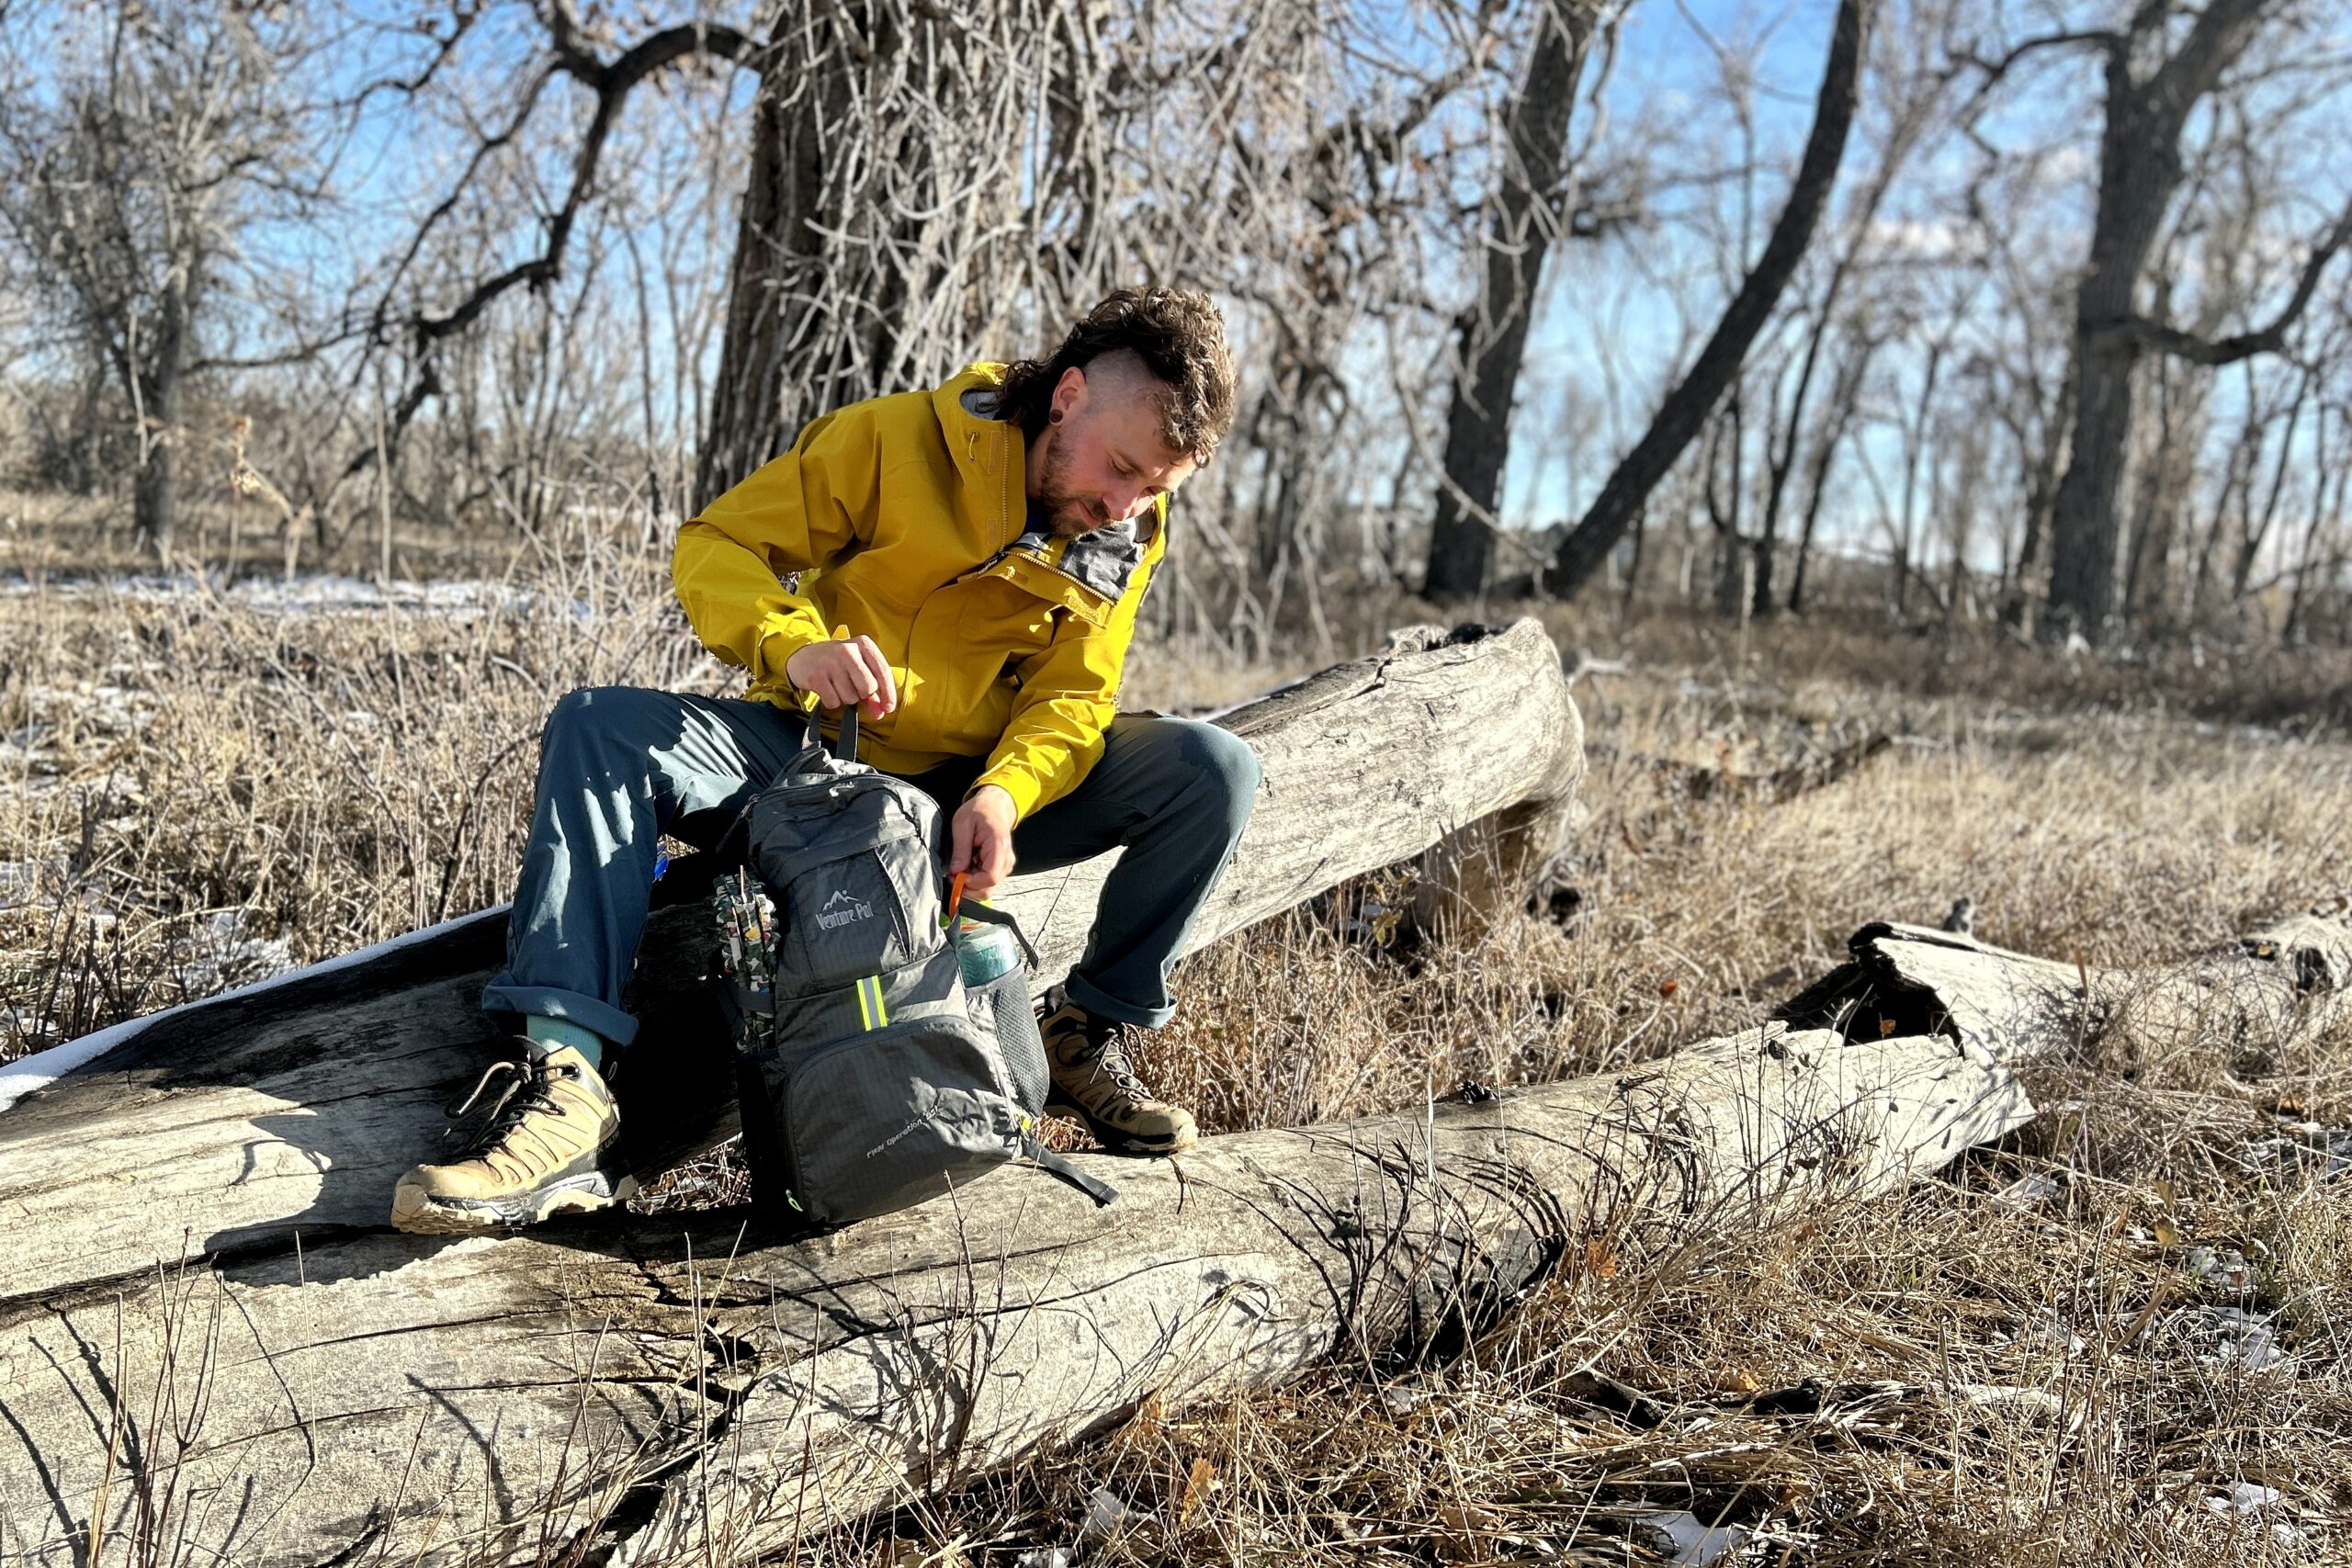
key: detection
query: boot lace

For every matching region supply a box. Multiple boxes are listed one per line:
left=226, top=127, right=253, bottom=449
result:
left=1069, top=1029, right=1153, bottom=1104
left=444, top=1056, right=570, bottom=1158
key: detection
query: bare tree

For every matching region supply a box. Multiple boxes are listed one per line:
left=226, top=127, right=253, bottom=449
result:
left=1785, top=315, right=1883, bottom=613
left=1752, top=0, right=1948, bottom=614
left=0, top=3, right=333, bottom=555
left=1421, top=0, right=1602, bottom=601
left=1544, top=0, right=1874, bottom=598
left=1966, top=0, right=2352, bottom=639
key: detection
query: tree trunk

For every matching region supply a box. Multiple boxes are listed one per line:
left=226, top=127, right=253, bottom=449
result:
left=2233, top=363, right=2312, bottom=603
left=1543, top=0, right=1871, bottom=598
left=1787, top=336, right=1873, bottom=615
left=1422, top=2, right=1593, bottom=601
left=694, top=15, right=865, bottom=506
left=132, top=276, right=189, bottom=557
left=2042, top=0, right=2278, bottom=641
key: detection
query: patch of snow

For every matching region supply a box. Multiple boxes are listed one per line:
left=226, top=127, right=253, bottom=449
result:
left=2204, top=1308, right=2285, bottom=1372
left=2206, top=1482, right=2282, bottom=1515
left=1990, top=1173, right=2061, bottom=1212
left=1, top=1008, right=61, bottom=1051
left=0, top=570, right=595, bottom=623
left=1078, top=1487, right=1139, bottom=1547
left=0, top=721, right=59, bottom=772
left=1996, top=1314, right=2087, bottom=1356
left=1957, top=1384, right=2070, bottom=1425
left=1638, top=1510, right=1750, bottom=1566
left=2185, top=1246, right=2251, bottom=1292
left=2245, top=1114, right=2352, bottom=1181
left=0, top=859, right=64, bottom=910
left=168, top=909, right=296, bottom=995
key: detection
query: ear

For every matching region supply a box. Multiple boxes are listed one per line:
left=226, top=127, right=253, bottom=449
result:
left=1051, top=365, right=1089, bottom=422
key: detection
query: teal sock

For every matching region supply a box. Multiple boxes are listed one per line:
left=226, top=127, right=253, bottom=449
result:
left=524, top=1014, right=609, bottom=1072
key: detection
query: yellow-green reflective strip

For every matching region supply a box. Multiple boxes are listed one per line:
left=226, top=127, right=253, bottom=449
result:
left=855, top=975, right=888, bottom=1030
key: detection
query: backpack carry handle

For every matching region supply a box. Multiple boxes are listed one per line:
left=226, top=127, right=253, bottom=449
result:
left=832, top=702, right=860, bottom=762
left=954, top=898, right=1041, bottom=970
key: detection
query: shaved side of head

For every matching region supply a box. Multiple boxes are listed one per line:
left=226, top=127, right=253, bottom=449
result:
left=1073, top=348, right=1164, bottom=422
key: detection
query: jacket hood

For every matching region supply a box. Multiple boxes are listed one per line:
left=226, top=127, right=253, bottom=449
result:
left=936, top=362, right=1014, bottom=492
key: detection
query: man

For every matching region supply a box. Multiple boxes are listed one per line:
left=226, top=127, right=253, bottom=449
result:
left=390, top=287, right=1260, bottom=1235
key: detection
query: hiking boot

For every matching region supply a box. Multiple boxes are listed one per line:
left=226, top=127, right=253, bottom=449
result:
left=390, top=1043, right=637, bottom=1234
left=1038, top=994, right=1198, bottom=1155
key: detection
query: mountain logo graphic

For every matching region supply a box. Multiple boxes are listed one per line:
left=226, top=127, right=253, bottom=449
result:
left=816, top=887, right=875, bottom=930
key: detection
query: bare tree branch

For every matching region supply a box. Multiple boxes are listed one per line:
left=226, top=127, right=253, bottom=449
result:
left=2097, top=197, right=2352, bottom=367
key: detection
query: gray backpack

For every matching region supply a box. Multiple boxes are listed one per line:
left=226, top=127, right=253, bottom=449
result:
left=716, top=709, right=1115, bottom=1229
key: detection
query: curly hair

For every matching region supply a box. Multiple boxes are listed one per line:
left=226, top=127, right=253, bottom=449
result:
left=994, top=287, right=1238, bottom=463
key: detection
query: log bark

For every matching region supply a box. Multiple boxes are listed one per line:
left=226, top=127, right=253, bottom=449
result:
left=0, top=621, right=1581, bottom=1307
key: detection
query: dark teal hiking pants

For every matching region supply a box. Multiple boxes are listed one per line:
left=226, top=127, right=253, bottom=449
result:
left=481, top=687, right=1261, bottom=1048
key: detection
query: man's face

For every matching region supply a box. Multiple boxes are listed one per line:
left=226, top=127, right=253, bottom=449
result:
left=1031, top=365, right=1199, bottom=540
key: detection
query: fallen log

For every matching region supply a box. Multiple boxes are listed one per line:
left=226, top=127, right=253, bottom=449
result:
left=0, top=1020, right=2026, bottom=1568
left=1777, top=905, right=2352, bottom=1065
left=0, top=619, right=1582, bottom=1306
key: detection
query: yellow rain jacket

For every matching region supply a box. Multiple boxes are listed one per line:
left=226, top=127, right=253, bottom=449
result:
left=673, top=363, right=1166, bottom=821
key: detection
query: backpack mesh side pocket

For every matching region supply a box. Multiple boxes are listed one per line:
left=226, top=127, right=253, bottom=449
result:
left=970, top=970, right=1048, bottom=1115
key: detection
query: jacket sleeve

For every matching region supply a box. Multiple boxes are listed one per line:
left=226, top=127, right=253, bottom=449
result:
left=671, top=407, right=877, bottom=703
left=971, top=536, right=1161, bottom=821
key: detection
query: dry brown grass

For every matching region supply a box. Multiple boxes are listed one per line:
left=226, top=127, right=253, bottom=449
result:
left=5, top=521, right=2351, bottom=1564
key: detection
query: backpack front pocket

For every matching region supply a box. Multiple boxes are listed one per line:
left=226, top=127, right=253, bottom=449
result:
left=748, top=776, right=947, bottom=995
left=774, top=843, right=919, bottom=991
left=782, top=1015, right=1023, bottom=1227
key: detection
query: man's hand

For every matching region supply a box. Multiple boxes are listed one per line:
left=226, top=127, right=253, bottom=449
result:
left=950, top=784, right=1018, bottom=897
left=786, top=634, right=898, bottom=718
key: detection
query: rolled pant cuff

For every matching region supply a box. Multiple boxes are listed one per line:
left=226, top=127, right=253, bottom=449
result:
left=1062, top=971, right=1173, bottom=1031
left=480, top=983, right=639, bottom=1049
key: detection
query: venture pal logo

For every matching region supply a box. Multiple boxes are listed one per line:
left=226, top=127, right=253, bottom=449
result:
left=817, top=887, right=875, bottom=930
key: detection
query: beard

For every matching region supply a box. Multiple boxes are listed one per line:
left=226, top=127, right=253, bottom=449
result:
left=1035, top=435, right=1109, bottom=539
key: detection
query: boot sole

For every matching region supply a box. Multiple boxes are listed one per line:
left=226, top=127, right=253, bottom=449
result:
left=1044, top=1091, right=1197, bottom=1156
left=390, top=1170, right=639, bottom=1235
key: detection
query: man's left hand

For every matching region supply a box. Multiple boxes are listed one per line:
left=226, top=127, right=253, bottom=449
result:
left=950, top=784, right=1018, bottom=897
